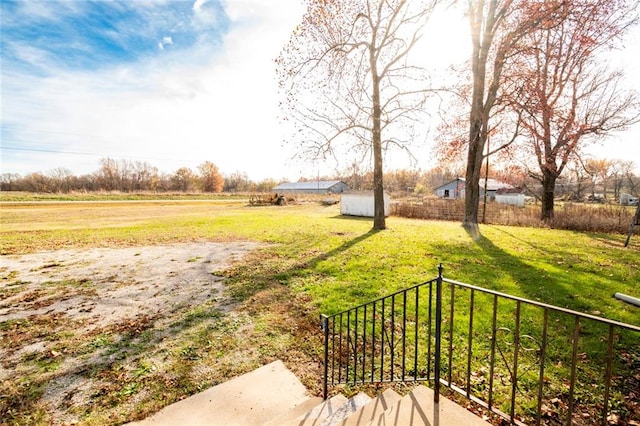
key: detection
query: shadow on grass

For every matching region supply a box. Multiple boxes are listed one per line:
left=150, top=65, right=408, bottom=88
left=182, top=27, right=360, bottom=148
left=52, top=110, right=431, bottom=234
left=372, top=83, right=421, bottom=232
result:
left=476, top=235, right=584, bottom=307
left=224, top=228, right=380, bottom=302
left=295, top=228, right=380, bottom=271
left=329, top=214, right=372, bottom=222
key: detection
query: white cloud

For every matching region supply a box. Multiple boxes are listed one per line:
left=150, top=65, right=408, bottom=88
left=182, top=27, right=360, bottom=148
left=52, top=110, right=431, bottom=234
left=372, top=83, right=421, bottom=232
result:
left=14, top=0, right=79, bottom=22
left=193, top=0, right=207, bottom=12
left=2, top=0, right=307, bottom=180
left=158, top=35, right=173, bottom=50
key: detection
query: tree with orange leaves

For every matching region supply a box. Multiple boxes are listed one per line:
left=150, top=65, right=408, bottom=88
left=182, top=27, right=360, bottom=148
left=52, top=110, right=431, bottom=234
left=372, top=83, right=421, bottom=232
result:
left=277, top=0, right=439, bottom=230
left=509, top=0, right=639, bottom=220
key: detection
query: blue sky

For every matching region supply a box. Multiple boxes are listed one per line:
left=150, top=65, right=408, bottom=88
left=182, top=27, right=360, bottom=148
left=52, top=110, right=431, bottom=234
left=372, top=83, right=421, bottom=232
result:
left=1, top=0, right=307, bottom=180
left=1, top=1, right=639, bottom=180
left=1, top=0, right=227, bottom=74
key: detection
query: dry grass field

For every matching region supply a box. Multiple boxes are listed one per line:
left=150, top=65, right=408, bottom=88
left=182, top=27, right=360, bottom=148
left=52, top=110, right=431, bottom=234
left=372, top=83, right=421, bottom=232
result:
left=1, top=201, right=323, bottom=425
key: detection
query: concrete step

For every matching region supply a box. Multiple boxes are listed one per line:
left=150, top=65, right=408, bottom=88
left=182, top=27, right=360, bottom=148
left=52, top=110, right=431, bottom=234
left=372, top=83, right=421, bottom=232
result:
left=125, top=360, right=311, bottom=426
left=278, top=394, right=348, bottom=426
left=367, top=385, right=488, bottom=426
left=263, top=396, right=323, bottom=426
left=317, top=392, right=372, bottom=426
left=335, top=389, right=402, bottom=426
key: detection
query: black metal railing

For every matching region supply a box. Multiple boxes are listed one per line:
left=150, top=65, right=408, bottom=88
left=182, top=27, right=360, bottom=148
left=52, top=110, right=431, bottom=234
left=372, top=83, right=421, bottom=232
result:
left=321, top=265, right=640, bottom=425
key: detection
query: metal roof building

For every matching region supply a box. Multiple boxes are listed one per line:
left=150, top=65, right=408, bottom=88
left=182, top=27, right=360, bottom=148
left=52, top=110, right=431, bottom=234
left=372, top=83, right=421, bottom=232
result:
left=434, top=177, right=513, bottom=200
left=273, top=180, right=350, bottom=194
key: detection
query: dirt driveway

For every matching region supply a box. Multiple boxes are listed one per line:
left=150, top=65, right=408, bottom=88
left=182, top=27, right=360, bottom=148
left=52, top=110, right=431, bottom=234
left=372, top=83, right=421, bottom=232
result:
left=0, top=241, right=260, bottom=424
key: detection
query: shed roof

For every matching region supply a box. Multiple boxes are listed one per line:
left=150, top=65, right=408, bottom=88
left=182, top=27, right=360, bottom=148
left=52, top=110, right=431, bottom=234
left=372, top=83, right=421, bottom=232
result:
left=273, top=180, right=346, bottom=191
left=434, top=177, right=513, bottom=192
left=479, top=178, right=513, bottom=191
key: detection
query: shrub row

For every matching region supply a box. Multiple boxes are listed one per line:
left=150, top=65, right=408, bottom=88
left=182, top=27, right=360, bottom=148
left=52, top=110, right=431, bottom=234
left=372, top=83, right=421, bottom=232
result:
left=391, top=199, right=636, bottom=234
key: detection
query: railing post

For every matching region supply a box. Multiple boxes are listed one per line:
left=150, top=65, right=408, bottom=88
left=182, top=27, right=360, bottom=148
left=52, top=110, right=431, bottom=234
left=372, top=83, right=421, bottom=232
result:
left=434, top=263, right=443, bottom=404
left=321, top=314, right=329, bottom=400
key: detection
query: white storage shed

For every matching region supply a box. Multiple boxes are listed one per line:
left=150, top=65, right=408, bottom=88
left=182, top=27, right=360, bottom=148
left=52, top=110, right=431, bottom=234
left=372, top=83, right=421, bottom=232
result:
left=340, top=192, right=390, bottom=217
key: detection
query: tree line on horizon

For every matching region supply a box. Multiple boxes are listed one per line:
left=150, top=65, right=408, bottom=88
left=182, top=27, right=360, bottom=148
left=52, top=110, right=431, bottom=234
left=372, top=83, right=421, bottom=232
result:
left=2, top=156, right=638, bottom=204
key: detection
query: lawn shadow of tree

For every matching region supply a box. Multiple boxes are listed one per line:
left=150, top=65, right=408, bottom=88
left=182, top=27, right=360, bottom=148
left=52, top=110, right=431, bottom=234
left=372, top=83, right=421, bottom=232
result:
left=463, top=226, right=592, bottom=313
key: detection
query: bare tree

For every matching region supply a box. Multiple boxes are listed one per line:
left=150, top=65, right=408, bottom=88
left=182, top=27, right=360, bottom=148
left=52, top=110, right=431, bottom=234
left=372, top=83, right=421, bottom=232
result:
left=223, top=171, right=252, bottom=193
left=0, top=173, right=21, bottom=191
left=619, top=160, right=639, bottom=196
left=608, top=159, right=626, bottom=201
left=96, top=158, right=120, bottom=191
left=277, top=0, right=439, bottom=230
left=131, top=161, right=159, bottom=192
left=511, top=0, right=639, bottom=220
left=566, top=159, right=591, bottom=201
left=585, top=159, right=613, bottom=200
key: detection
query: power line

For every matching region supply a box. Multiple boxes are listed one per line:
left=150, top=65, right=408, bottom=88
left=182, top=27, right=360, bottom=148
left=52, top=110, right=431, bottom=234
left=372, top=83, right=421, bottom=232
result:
left=1, top=145, right=104, bottom=157
left=0, top=145, right=203, bottom=165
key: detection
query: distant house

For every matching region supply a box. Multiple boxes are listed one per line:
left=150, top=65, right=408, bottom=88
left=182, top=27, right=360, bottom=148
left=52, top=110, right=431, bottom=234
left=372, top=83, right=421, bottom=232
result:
left=434, top=178, right=466, bottom=199
left=620, top=193, right=639, bottom=206
left=434, top=177, right=515, bottom=201
left=273, top=180, right=350, bottom=194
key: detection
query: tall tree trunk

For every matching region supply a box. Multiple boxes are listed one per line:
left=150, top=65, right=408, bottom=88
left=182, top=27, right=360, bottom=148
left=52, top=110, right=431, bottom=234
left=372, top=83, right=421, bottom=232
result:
left=464, top=134, right=483, bottom=231
left=465, top=61, right=487, bottom=235
left=541, top=170, right=556, bottom=221
left=371, top=48, right=385, bottom=230
left=373, top=136, right=385, bottom=230
left=464, top=0, right=494, bottom=237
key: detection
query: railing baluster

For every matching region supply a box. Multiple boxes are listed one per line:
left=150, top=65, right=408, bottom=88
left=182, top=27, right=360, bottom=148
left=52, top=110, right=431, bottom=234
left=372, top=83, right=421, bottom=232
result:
left=536, top=308, right=549, bottom=426
left=567, top=316, right=580, bottom=426
left=488, top=294, right=498, bottom=409
left=380, top=298, right=385, bottom=383
left=322, top=315, right=329, bottom=400
left=435, top=264, right=443, bottom=404
left=391, top=294, right=396, bottom=381
left=448, top=283, right=455, bottom=386
left=362, top=304, right=367, bottom=383
left=353, top=308, right=358, bottom=384
left=466, top=288, right=475, bottom=398
left=603, top=324, right=614, bottom=424
left=402, top=291, right=407, bottom=381
left=371, top=300, right=376, bottom=383
left=346, top=310, right=351, bottom=383
left=427, top=280, right=433, bottom=385
left=338, top=313, right=343, bottom=383
left=331, top=316, right=336, bottom=386
left=510, top=301, right=521, bottom=422
left=414, top=286, right=419, bottom=381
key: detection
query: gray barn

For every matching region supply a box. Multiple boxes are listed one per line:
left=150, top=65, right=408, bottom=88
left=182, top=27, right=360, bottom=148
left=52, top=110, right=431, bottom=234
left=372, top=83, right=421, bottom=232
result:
left=273, top=180, right=350, bottom=194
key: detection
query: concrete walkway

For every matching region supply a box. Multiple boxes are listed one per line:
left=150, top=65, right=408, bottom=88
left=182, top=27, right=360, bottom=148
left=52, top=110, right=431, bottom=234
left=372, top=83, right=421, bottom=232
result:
left=126, top=360, right=313, bottom=426
left=126, top=360, right=488, bottom=426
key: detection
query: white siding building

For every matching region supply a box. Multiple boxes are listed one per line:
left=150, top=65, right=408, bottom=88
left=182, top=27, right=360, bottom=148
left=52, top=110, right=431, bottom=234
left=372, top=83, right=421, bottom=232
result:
left=341, top=192, right=390, bottom=217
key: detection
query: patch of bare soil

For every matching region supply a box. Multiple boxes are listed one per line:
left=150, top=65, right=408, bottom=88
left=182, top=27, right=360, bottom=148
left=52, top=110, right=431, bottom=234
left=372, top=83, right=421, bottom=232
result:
left=0, top=241, right=260, bottom=424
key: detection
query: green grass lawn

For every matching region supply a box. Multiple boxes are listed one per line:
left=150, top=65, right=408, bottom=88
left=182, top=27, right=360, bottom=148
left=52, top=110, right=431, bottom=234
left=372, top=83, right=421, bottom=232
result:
left=1, top=200, right=638, bottom=424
